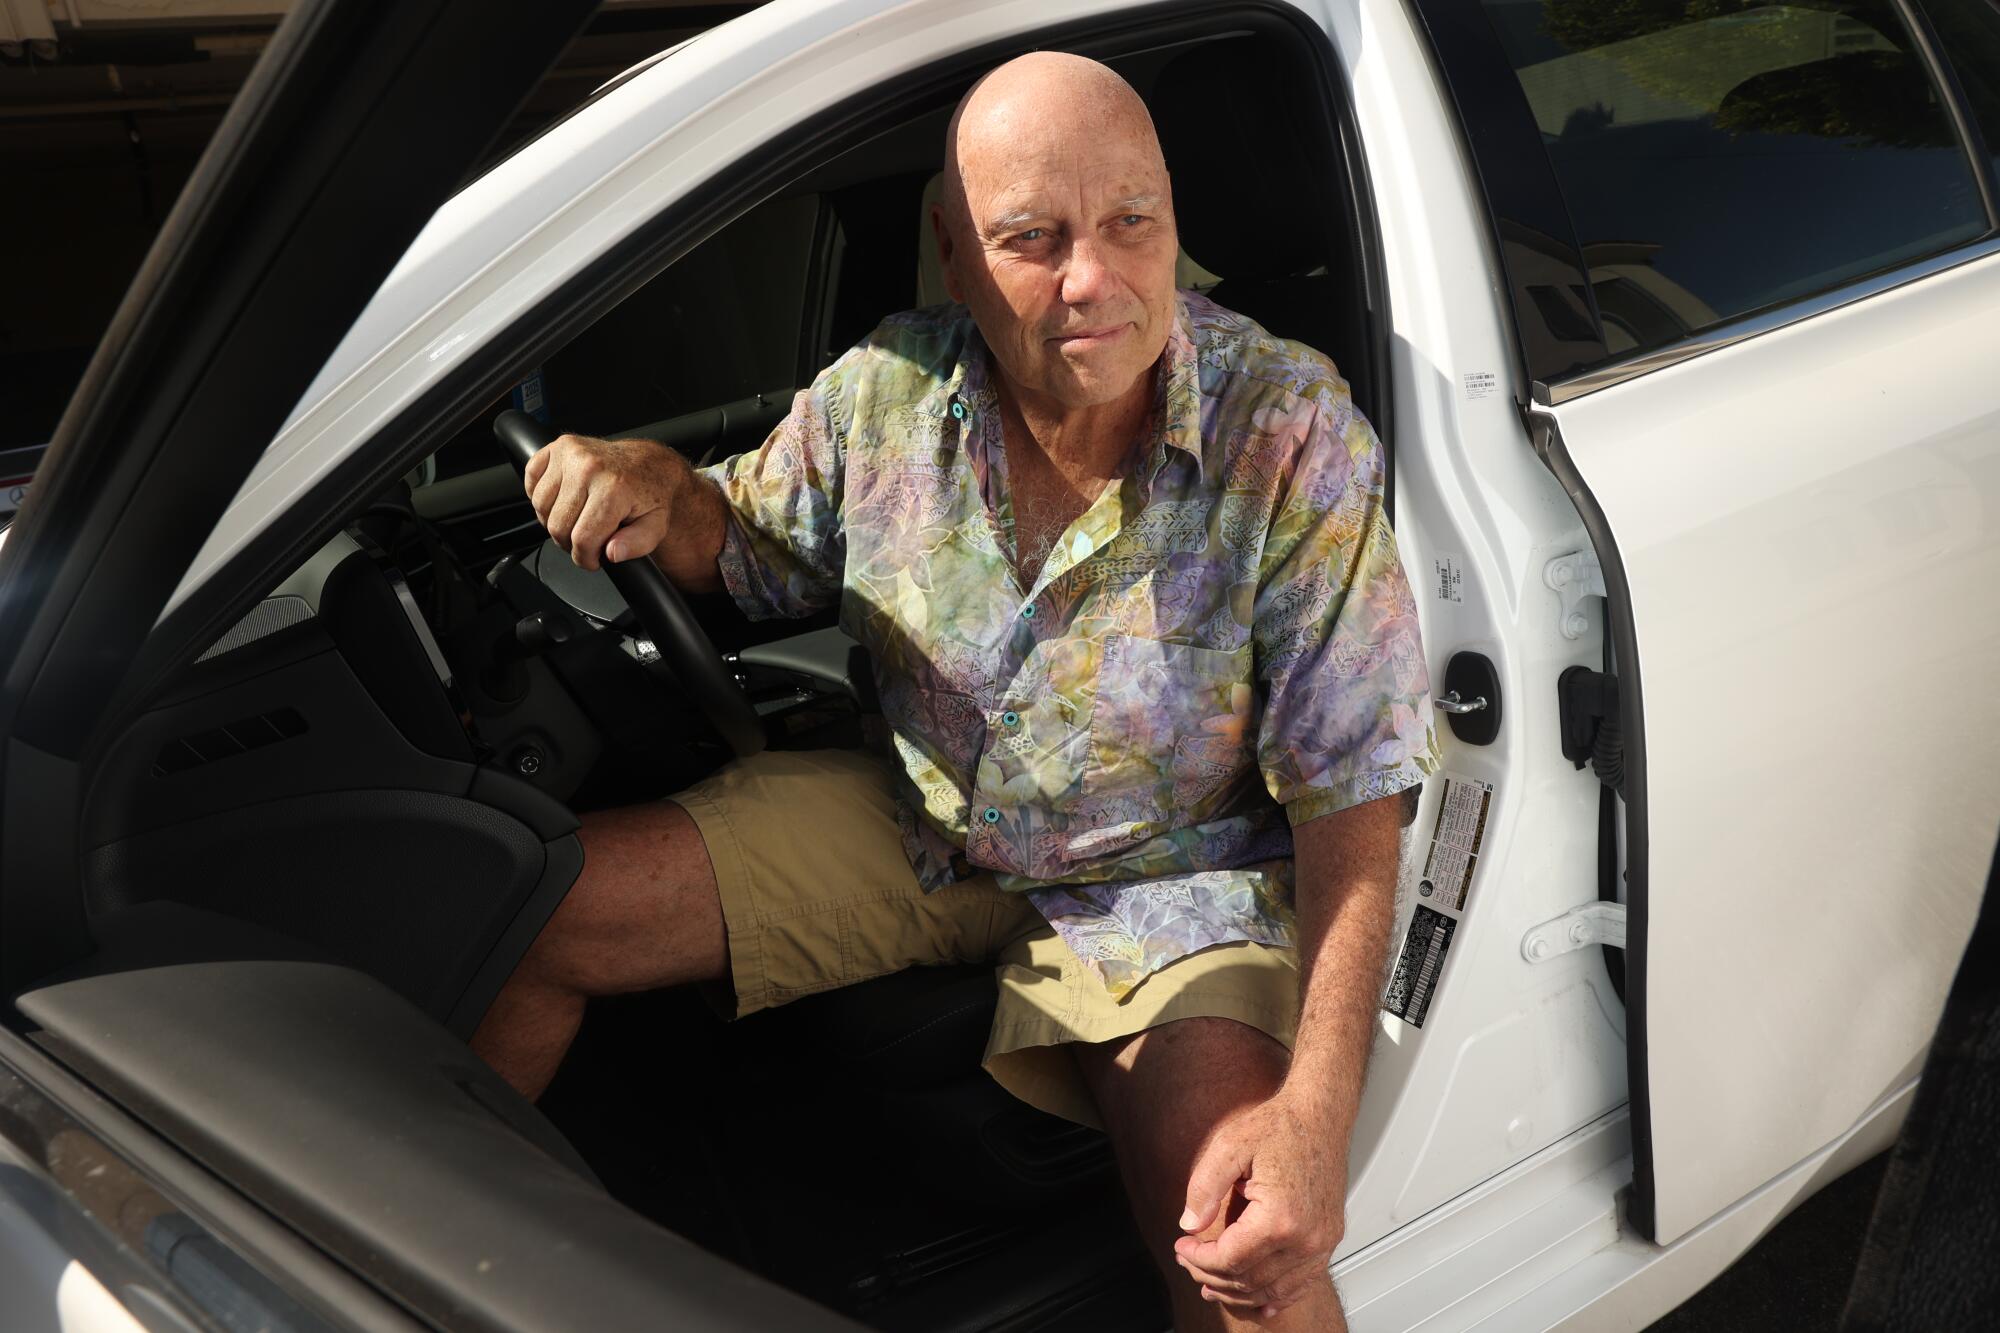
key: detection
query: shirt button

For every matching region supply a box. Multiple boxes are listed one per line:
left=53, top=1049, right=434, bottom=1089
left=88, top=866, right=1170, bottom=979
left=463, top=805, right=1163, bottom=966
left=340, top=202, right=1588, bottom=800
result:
left=950, top=400, right=966, bottom=420
left=982, top=806, right=1001, bottom=824
left=1001, top=711, right=1020, bottom=728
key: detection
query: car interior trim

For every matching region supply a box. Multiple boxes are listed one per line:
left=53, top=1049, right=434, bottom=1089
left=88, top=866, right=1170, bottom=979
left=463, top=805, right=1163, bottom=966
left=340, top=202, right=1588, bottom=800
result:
left=443, top=830, right=586, bottom=1040
left=1533, top=235, right=2000, bottom=407
left=0, top=1028, right=423, bottom=1333
left=14, top=913, right=869, bottom=1333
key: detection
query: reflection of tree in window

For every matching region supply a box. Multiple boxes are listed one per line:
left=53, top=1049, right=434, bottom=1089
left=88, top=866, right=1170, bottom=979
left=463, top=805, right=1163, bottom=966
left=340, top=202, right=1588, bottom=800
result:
left=1518, top=1, right=1937, bottom=143
left=1484, top=0, right=1985, bottom=367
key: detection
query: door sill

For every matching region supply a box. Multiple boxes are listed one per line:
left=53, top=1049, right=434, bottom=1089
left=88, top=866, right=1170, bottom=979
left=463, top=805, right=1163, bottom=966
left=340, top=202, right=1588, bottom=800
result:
left=1332, top=1077, right=1913, bottom=1331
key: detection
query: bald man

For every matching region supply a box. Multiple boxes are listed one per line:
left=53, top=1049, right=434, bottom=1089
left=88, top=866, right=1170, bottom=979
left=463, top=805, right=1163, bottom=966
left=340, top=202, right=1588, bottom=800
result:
left=485, top=53, right=1439, bottom=1330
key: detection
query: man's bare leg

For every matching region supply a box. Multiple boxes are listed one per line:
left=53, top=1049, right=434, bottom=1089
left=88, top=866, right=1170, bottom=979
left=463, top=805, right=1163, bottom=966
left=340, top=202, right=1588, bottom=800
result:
left=471, top=800, right=727, bottom=1100
left=1075, top=1019, right=1347, bottom=1332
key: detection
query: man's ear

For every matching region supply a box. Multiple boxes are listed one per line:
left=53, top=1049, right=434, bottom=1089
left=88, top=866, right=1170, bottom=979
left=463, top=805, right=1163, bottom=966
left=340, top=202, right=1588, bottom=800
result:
left=929, top=202, right=965, bottom=303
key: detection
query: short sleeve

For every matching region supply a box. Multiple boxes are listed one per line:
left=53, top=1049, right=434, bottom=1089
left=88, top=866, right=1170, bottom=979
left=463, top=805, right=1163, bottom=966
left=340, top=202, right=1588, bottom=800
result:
left=697, top=363, right=850, bottom=621
left=1253, top=391, right=1439, bottom=826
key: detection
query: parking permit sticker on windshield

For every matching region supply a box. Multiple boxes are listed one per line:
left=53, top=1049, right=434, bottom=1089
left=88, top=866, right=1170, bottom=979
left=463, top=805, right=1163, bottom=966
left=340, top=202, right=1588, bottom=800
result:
left=1384, top=906, right=1455, bottom=1028
left=1417, top=775, right=1493, bottom=912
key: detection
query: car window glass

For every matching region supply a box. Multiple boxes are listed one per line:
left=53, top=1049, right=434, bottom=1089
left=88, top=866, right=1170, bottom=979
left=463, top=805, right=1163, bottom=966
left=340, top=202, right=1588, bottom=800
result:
left=1920, top=0, right=2000, bottom=182
left=1482, top=0, right=1987, bottom=362
left=538, top=192, right=820, bottom=435
left=421, top=193, right=819, bottom=483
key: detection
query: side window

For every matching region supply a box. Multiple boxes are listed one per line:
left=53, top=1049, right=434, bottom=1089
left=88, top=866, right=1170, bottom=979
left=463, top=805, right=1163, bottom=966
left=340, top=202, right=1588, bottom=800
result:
left=1482, top=0, right=1989, bottom=362
left=420, top=193, right=823, bottom=484
left=539, top=193, right=822, bottom=436
left=1920, top=0, right=2000, bottom=182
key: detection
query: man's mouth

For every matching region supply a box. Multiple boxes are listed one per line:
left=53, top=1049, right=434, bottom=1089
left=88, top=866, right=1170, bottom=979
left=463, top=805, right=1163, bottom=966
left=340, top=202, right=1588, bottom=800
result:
left=1050, top=323, right=1130, bottom=348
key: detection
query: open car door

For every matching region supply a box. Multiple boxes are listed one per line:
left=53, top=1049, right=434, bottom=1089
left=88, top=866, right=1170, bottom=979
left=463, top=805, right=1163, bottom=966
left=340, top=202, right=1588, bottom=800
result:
left=0, top=1, right=861, bottom=1328
left=1528, top=244, right=2000, bottom=1244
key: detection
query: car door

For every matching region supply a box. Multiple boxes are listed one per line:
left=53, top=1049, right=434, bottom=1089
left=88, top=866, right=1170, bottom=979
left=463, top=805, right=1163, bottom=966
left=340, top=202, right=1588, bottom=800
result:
left=0, top=1, right=866, bottom=1328
left=1416, top=0, right=2000, bottom=1244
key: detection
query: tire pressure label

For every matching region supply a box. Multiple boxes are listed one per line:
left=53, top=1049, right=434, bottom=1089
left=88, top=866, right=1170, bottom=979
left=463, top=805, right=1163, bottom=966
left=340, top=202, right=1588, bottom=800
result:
left=1417, top=775, right=1492, bottom=912
left=1384, top=906, right=1455, bottom=1028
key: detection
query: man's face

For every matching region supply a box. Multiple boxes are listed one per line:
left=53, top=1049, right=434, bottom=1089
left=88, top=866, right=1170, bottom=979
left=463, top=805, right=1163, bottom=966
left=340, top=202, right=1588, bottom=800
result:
left=933, top=77, right=1179, bottom=411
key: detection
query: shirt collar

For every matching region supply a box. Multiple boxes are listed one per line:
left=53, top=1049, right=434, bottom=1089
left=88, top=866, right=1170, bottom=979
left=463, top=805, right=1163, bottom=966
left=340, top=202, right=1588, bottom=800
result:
left=923, top=293, right=1207, bottom=483
left=1151, top=292, right=1205, bottom=483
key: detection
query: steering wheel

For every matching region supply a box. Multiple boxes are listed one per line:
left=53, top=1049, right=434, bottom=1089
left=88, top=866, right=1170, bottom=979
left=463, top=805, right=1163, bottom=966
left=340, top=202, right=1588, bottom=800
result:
left=493, top=409, right=766, bottom=758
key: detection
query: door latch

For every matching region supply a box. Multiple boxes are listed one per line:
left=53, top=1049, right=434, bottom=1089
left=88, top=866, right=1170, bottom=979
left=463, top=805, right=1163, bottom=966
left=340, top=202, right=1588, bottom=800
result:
left=1544, top=550, right=1606, bottom=639
left=1521, top=901, right=1626, bottom=962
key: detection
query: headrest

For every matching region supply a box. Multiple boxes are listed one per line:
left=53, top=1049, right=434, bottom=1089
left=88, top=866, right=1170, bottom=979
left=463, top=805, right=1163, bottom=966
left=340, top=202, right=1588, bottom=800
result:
left=1150, top=41, right=1330, bottom=281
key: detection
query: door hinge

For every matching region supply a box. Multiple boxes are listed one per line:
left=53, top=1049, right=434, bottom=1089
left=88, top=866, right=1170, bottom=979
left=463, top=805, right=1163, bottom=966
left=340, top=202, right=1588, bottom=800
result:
left=1543, top=550, right=1606, bottom=640
left=1522, top=901, right=1626, bottom=962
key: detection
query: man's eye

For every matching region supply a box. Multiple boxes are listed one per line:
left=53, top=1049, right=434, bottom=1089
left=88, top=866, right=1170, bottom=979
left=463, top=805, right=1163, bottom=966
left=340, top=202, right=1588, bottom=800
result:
left=1121, top=214, right=1145, bottom=226
left=1018, top=228, right=1046, bottom=242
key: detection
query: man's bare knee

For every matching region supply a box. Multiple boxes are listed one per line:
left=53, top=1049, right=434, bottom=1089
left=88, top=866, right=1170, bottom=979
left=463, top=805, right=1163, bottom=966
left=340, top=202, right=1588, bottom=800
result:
left=1079, top=1019, right=1288, bottom=1220
left=526, top=799, right=728, bottom=997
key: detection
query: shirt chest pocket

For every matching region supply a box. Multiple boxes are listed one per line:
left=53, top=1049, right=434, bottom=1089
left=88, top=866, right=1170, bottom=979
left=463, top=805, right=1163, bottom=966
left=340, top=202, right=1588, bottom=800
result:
left=1084, top=633, right=1255, bottom=824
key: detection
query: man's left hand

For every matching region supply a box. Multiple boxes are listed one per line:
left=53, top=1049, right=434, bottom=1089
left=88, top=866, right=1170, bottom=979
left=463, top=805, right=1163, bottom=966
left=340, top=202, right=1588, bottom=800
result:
left=1172, top=1085, right=1348, bottom=1316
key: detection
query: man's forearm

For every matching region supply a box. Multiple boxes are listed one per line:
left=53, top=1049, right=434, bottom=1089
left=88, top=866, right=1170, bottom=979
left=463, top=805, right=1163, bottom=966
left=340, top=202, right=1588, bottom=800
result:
left=1281, top=793, right=1405, bottom=1131
left=646, top=448, right=728, bottom=595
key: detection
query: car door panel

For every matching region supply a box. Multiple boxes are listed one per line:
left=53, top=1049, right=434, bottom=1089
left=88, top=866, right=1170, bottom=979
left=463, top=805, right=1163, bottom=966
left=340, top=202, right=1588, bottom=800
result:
left=15, top=903, right=865, bottom=1332
left=0, top=0, right=874, bottom=1325
left=1538, top=245, right=2000, bottom=1243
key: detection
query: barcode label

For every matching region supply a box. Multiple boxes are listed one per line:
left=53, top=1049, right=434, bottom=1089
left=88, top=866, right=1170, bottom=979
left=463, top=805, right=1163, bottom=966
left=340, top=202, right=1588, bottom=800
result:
left=1383, top=906, right=1456, bottom=1029
left=1433, top=554, right=1464, bottom=604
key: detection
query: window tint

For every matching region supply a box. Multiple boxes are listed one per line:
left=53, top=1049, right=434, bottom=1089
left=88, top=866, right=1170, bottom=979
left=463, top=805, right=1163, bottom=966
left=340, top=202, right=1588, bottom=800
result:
left=540, top=193, right=820, bottom=434
left=1921, top=0, right=2000, bottom=183
left=1483, top=0, right=1987, bottom=362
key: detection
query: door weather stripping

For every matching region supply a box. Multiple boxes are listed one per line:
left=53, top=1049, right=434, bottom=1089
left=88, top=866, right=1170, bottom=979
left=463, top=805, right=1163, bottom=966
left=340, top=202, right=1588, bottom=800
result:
left=1544, top=550, right=1607, bottom=640
left=1522, top=901, right=1627, bottom=962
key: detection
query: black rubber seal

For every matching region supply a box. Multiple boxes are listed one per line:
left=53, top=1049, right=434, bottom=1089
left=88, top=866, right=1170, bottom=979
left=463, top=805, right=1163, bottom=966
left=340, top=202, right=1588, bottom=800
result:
left=1530, top=405, right=1655, bottom=1241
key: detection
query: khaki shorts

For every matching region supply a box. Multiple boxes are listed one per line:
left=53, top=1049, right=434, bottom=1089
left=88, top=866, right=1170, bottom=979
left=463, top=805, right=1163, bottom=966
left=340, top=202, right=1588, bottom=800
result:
left=673, top=747, right=1300, bottom=1130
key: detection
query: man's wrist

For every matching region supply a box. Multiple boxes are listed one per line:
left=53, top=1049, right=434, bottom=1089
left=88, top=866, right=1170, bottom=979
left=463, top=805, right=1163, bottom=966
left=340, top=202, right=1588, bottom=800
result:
left=1275, top=1054, right=1360, bottom=1133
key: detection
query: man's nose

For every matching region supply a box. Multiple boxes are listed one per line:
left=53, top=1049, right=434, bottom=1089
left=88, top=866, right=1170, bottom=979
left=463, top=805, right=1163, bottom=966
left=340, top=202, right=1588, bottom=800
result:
left=1060, top=233, right=1116, bottom=308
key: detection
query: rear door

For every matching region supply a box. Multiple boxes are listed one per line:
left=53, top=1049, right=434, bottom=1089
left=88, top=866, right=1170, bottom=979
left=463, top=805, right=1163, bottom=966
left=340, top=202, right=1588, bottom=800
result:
left=1416, top=0, right=2000, bottom=1243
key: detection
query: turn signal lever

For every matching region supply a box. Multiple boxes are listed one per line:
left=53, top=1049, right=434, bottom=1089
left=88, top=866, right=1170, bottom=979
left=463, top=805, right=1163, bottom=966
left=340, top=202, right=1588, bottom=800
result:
left=482, top=610, right=575, bottom=702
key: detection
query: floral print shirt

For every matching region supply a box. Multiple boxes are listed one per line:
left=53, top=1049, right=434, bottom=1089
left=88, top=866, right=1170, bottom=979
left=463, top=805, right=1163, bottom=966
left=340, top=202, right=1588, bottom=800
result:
left=701, top=291, right=1439, bottom=998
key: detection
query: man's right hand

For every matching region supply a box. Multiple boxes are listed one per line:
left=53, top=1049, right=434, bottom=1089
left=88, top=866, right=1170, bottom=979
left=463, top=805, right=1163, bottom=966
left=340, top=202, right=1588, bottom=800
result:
left=523, top=434, right=725, bottom=590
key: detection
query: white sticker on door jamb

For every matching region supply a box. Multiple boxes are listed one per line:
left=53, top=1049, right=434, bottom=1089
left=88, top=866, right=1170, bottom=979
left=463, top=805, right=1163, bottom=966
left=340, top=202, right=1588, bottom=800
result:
left=1432, top=553, right=1464, bottom=604
left=1417, top=774, right=1493, bottom=913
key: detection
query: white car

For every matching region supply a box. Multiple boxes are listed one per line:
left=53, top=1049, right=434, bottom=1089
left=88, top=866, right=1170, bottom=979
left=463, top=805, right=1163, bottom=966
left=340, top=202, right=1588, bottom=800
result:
left=3, top=0, right=1996, bottom=1329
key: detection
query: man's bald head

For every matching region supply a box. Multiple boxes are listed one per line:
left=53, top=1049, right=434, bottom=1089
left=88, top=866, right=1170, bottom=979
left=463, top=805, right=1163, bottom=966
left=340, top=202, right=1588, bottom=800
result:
left=931, top=53, right=1180, bottom=413
left=940, top=52, right=1165, bottom=232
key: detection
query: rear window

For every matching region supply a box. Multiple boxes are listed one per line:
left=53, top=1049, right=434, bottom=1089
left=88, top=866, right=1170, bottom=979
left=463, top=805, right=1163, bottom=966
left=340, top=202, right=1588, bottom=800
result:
left=1482, top=0, right=1989, bottom=363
